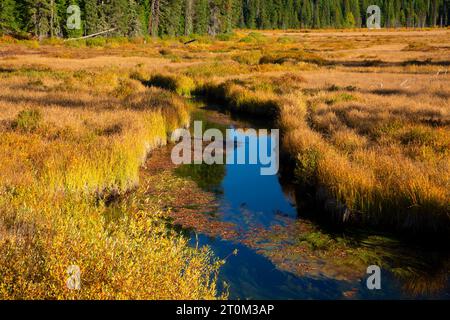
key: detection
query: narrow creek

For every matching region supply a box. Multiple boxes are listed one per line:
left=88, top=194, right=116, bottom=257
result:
left=167, top=103, right=449, bottom=300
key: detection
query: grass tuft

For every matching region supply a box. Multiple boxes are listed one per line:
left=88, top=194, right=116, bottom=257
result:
left=12, top=108, right=42, bottom=132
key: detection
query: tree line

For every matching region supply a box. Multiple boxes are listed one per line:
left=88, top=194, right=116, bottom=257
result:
left=1, top=0, right=449, bottom=39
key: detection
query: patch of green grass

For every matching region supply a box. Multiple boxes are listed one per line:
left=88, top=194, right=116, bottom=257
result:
left=298, top=232, right=334, bottom=250
left=216, top=33, right=238, bottom=41
left=401, top=126, right=435, bottom=146
left=175, top=163, right=225, bottom=192
left=294, top=148, right=321, bottom=185
left=325, top=93, right=356, bottom=105
left=64, top=39, right=86, bottom=48
left=371, top=120, right=404, bottom=139
left=277, top=36, right=295, bottom=44
left=239, top=32, right=267, bottom=43
left=12, top=109, right=42, bottom=132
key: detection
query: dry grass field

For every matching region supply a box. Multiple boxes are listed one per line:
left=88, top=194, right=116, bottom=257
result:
left=0, top=29, right=449, bottom=298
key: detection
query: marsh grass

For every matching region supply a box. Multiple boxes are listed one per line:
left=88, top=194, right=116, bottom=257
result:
left=0, top=29, right=449, bottom=299
left=195, top=81, right=279, bottom=117
left=0, top=188, right=223, bottom=299
left=144, top=73, right=196, bottom=97
left=12, top=108, right=42, bottom=132
left=296, top=226, right=449, bottom=295
left=0, top=63, right=222, bottom=299
left=2, top=30, right=448, bottom=237
left=191, top=70, right=449, bottom=235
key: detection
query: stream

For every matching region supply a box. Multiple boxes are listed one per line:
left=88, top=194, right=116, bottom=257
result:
left=174, top=104, right=450, bottom=300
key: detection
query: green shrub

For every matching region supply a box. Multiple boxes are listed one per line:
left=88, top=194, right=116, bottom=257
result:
left=106, top=37, right=129, bottom=45
left=113, top=78, right=142, bottom=98
left=22, top=40, right=40, bottom=49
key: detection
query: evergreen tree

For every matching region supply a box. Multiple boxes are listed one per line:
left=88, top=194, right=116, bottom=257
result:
left=185, top=0, right=194, bottom=35
left=160, top=0, right=184, bottom=36
left=313, top=0, right=321, bottom=27
left=350, top=0, right=360, bottom=26
left=222, top=0, right=235, bottom=33
left=109, top=0, right=129, bottom=36
left=300, top=0, right=313, bottom=27
left=149, top=0, right=161, bottom=37
left=257, top=0, right=271, bottom=29
left=345, top=10, right=356, bottom=26
left=27, top=0, right=52, bottom=38
left=2, top=0, right=449, bottom=38
left=332, top=0, right=344, bottom=27
left=245, top=0, right=257, bottom=29
left=194, top=0, right=209, bottom=33
left=386, top=0, right=396, bottom=27
left=66, top=0, right=83, bottom=38
left=84, top=0, right=99, bottom=35
left=416, top=0, right=428, bottom=27
left=320, top=0, right=332, bottom=27
left=128, top=0, right=142, bottom=36
left=0, top=0, right=19, bottom=33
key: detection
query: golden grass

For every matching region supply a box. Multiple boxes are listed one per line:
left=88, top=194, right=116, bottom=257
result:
left=0, top=62, right=223, bottom=299
left=0, top=29, right=449, bottom=298
left=116, top=28, right=448, bottom=235
left=205, top=75, right=449, bottom=233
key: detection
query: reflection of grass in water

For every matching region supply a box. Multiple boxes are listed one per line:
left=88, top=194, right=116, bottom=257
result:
left=191, top=109, right=229, bottom=133
left=175, top=163, right=225, bottom=192
left=164, top=216, right=197, bottom=239
left=243, top=218, right=448, bottom=297
left=296, top=228, right=449, bottom=297
left=174, top=107, right=228, bottom=191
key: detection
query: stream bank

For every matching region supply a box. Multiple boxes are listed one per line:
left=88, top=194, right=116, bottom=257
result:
left=142, top=103, right=450, bottom=299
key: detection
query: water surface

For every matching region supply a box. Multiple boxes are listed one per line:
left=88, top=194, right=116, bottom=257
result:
left=179, top=105, right=450, bottom=300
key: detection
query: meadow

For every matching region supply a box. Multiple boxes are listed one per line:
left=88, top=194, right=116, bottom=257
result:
left=0, top=38, right=221, bottom=298
left=147, top=29, right=450, bottom=235
left=0, top=28, right=449, bottom=298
